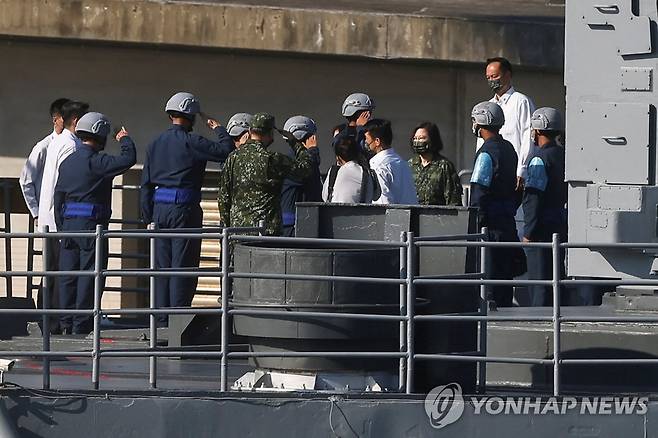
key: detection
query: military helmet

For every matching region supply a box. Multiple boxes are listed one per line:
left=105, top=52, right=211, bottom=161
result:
left=227, top=113, right=253, bottom=137
left=471, top=101, right=505, bottom=127
left=251, top=112, right=276, bottom=132
left=283, top=115, right=317, bottom=141
left=531, top=107, right=563, bottom=131
left=165, top=92, right=201, bottom=116
left=341, top=93, right=375, bottom=117
left=75, top=112, right=111, bottom=138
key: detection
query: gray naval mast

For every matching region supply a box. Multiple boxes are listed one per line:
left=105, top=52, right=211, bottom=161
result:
left=566, top=0, right=658, bottom=300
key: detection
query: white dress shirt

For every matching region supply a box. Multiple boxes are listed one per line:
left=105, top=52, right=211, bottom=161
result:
left=477, top=86, right=536, bottom=178
left=19, top=130, right=57, bottom=218
left=38, top=129, right=81, bottom=231
left=322, top=161, right=376, bottom=203
left=369, top=148, right=418, bottom=205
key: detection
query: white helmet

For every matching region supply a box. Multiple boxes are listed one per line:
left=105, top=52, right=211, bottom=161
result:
left=165, top=92, right=200, bottom=116
left=341, top=92, right=375, bottom=117
left=75, top=112, right=111, bottom=138
left=471, top=101, right=505, bottom=127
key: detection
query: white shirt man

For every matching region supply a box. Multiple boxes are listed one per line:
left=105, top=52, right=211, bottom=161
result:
left=477, top=58, right=536, bottom=181
left=19, top=130, right=58, bottom=219
left=364, top=119, right=418, bottom=205
left=369, top=149, right=418, bottom=205
left=38, top=128, right=81, bottom=231
left=481, top=87, right=536, bottom=179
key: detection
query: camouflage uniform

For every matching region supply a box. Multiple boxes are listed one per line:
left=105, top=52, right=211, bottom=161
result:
left=218, top=113, right=312, bottom=235
left=409, top=154, right=463, bottom=206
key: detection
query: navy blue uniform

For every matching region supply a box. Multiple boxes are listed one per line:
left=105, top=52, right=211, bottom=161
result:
left=54, top=138, right=137, bottom=334
left=470, top=135, right=525, bottom=307
left=280, top=147, right=322, bottom=236
left=523, top=141, right=567, bottom=305
left=140, top=125, right=233, bottom=313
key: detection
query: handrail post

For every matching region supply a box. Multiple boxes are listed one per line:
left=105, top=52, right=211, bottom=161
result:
left=477, top=226, right=488, bottom=394
left=148, top=223, right=157, bottom=389
left=3, top=182, right=12, bottom=296
left=220, top=228, right=231, bottom=391
left=398, top=231, right=407, bottom=392
left=92, top=224, right=103, bottom=389
left=27, top=217, right=35, bottom=299
left=405, top=231, right=415, bottom=394
left=552, top=233, right=561, bottom=397
left=41, top=225, right=51, bottom=390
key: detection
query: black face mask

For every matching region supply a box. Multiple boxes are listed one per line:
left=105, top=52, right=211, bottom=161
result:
left=488, top=78, right=502, bottom=92
left=412, top=139, right=431, bottom=154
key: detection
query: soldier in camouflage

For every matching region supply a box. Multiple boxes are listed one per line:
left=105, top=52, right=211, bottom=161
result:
left=218, top=112, right=313, bottom=235
left=408, top=122, right=463, bottom=206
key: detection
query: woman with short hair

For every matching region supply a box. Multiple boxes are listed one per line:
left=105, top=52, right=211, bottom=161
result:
left=408, top=122, right=462, bottom=206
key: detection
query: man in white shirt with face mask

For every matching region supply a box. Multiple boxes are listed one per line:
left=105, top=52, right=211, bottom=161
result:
left=477, top=57, right=536, bottom=191
left=364, top=118, right=418, bottom=205
left=38, top=101, right=89, bottom=232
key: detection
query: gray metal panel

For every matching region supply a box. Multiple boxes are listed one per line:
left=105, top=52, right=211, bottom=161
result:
left=566, top=102, right=650, bottom=184
left=250, top=250, right=286, bottom=304
left=5, top=390, right=658, bottom=438
left=383, top=208, right=411, bottom=241
left=295, top=203, right=477, bottom=276
left=621, top=67, right=653, bottom=92
left=294, top=204, right=319, bottom=237
left=566, top=0, right=658, bottom=280
left=286, top=251, right=332, bottom=304
left=488, top=306, right=658, bottom=392
left=567, top=183, right=658, bottom=278
left=296, top=204, right=387, bottom=239
left=416, top=208, right=474, bottom=276
left=332, top=250, right=399, bottom=305
left=581, top=3, right=652, bottom=55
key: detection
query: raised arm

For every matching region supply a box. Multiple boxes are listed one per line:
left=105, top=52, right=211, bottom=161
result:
left=90, top=129, right=137, bottom=178
left=189, top=125, right=235, bottom=163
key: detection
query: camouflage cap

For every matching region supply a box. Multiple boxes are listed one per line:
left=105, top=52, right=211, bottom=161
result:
left=251, top=112, right=276, bottom=132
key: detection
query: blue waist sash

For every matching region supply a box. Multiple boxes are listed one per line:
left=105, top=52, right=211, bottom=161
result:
left=154, top=187, right=200, bottom=204
left=282, top=212, right=296, bottom=227
left=63, top=202, right=108, bottom=220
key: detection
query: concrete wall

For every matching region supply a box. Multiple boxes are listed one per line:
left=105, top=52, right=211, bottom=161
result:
left=0, top=38, right=565, bottom=176
left=0, top=0, right=564, bottom=67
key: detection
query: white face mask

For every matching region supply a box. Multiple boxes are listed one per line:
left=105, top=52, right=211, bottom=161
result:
left=531, top=130, right=539, bottom=146
left=472, top=123, right=481, bottom=138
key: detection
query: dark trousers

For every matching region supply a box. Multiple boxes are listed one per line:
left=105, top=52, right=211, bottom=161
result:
left=58, top=220, right=108, bottom=334
left=487, top=221, right=526, bottom=308
left=281, top=225, right=295, bottom=238
left=153, top=203, right=203, bottom=316
left=525, top=231, right=567, bottom=306
left=37, top=237, right=60, bottom=333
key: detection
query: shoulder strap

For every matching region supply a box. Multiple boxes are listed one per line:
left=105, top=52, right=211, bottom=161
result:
left=359, top=165, right=369, bottom=203
left=326, top=165, right=340, bottom=202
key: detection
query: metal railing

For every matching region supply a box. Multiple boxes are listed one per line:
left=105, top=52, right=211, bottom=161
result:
left=17, top=183, right=221, bottom=301
left=3, top=225, right=658, bottom=396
